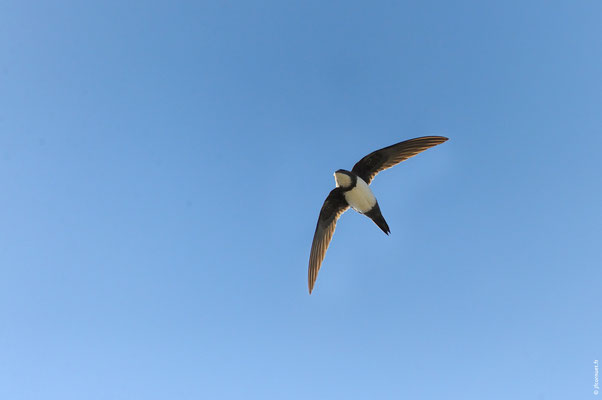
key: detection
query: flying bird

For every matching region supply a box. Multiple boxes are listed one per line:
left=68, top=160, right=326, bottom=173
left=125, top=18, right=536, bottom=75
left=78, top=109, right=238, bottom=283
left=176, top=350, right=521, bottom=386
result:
left=307, top=136, right=448, bottom=294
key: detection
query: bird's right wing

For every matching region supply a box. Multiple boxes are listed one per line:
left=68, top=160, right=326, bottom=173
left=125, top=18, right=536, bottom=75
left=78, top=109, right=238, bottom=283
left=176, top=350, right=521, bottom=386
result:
left=351, top=136, right=448, bottom=184
left=308, top=188, right=349, bottom=294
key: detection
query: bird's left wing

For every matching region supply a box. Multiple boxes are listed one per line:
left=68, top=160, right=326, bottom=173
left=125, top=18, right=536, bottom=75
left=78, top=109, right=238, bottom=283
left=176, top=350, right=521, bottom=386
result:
left=351, top=136, right=448, bottom=184
left=308, top=188, right=349, bottom=294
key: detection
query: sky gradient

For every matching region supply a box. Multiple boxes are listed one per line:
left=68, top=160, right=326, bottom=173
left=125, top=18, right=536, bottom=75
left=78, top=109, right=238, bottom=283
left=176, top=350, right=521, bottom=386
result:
left=1, top=1, right=601, bottom=399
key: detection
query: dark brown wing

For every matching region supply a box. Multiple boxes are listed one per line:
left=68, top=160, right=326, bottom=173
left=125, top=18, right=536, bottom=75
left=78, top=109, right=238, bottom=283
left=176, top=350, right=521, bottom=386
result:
left=351, top=136, right=448, bottom=184
left=308, top=188, right=349, bottom=294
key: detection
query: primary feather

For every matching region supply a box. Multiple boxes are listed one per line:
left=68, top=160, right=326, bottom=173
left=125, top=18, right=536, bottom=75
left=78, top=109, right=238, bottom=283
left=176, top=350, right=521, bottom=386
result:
left=352, top=136, right=448, bottom=184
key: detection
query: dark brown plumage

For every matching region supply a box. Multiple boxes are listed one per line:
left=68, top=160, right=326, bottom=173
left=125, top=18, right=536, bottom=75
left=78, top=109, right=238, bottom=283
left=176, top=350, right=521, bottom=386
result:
left=351, top=136, right=449, bottom=184
left=308, top=188, right=348, bottom=294
left=307, top=136, right=448, bottom=294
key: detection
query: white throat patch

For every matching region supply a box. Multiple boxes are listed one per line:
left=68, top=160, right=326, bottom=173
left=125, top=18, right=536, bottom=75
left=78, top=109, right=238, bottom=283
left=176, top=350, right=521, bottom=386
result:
left=334, top=171, right=352, bottom=188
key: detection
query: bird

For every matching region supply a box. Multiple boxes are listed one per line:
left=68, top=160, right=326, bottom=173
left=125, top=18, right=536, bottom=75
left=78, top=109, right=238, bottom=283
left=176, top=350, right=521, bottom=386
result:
left=307, top=136, right=448, bottom=294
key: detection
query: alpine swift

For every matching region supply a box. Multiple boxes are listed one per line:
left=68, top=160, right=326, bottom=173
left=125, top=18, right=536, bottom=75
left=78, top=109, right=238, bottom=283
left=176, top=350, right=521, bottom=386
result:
left=307, top=136, right=448, bottom=294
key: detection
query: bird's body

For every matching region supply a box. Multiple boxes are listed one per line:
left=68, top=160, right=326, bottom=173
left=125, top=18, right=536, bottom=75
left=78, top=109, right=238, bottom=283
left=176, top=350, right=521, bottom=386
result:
left=307, top=136, right=448, bottom=294
left=337, top=171, right=376, bottom=213
left=335, top=170, right=390, bottom=234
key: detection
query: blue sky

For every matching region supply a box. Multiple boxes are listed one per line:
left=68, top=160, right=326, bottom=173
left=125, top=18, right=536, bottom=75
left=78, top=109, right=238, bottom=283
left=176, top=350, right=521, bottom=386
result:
left=1, top=1, right=601, bottom=399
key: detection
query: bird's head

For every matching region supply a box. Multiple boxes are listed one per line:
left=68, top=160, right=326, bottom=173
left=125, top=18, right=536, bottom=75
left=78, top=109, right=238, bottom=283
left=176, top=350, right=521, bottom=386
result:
left=334, top=169, right=354, bottom=189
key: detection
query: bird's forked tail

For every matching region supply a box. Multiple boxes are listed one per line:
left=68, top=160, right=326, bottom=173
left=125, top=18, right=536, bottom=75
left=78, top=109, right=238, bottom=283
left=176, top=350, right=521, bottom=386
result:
left=364, top=203, right=390, bottom=235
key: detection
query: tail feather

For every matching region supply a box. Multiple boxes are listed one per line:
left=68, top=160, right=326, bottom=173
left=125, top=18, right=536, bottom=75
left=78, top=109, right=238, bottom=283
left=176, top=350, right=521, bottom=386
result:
left=364, top=203, right=390, bottom=235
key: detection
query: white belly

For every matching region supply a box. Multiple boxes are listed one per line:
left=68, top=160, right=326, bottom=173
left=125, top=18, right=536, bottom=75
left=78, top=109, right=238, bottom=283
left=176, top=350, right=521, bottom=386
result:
left=344, top=177, right=376, bottom=214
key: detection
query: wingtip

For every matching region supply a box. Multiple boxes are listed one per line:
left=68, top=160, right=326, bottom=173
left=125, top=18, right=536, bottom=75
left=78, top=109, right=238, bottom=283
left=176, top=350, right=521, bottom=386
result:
left=430, top=135, right=448, bottom=143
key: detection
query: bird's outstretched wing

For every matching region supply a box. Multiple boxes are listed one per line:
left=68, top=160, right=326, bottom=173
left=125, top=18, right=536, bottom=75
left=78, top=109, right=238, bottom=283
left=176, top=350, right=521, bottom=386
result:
left=351, top=136, right=448, bottom=184
left=308, top=188, right=349, bottom=294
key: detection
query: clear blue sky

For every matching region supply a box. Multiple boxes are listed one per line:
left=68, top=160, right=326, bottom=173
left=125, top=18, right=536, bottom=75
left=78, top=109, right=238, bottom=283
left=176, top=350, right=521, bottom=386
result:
left=1, top=1, right=601, bottom=399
